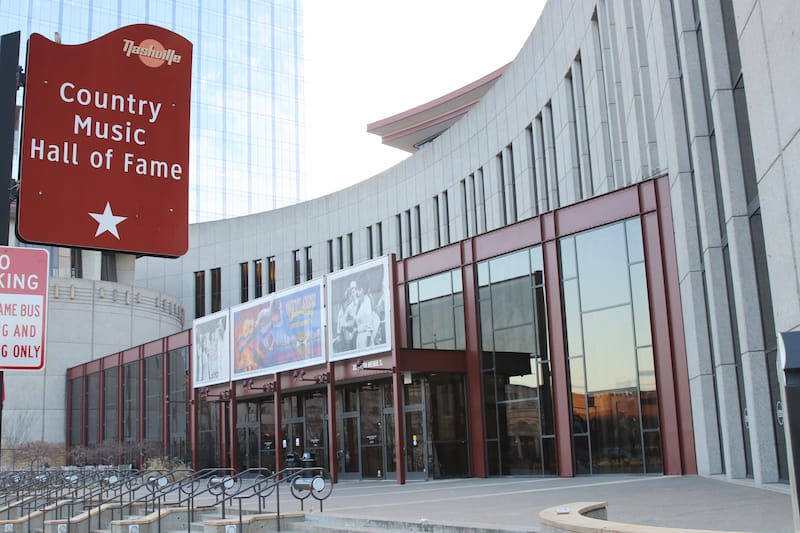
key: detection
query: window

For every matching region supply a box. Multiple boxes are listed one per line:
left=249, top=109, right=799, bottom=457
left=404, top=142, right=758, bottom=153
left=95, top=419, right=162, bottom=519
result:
left=168, top=347, right=190, bottom=465
left=71, top=248, right=82, bottom=278
left=69, top=377, right=84, bottom=446
left=122, top=361, right=139, bottom=445
left=478, top=246, right=554, bottom=476
left=143, top=355, right=162, bottom=443
left=407, top=269, right=465, bottom=350
left=497, top=152, right=508, bottom=226
left=87, top=373, right=99, bottom=446
left=211, top=267, right=222, bottom=312
left=240, top=262, right=249, bottom=303
left=327, top=240, right=334, bottom=273
left=101, top=251, right=117, bottom=282
left=377, top=222, right=383, bottom=256
left=433, top=196, right=441, bottom=248
left=267, top=256, right=276, bottom=293
left=292, top=249, right=301, bottom=285
left=337, top=237, right=344, bottom=270
left=254, top=259, right=263, bottom=298
left=347, top=233, right=354, bottom=266
left=305, top=246, right=313, bottom=281
left=367, top=226, right=374, bottom=259
left=194, top=271, right=206, bottom=318
left=103, top=367, right=118, bottom=442
left=442, top=192, right=450, bottom=244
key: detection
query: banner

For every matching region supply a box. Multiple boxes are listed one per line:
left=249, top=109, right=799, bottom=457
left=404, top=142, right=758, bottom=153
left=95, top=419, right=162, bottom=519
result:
left=327, top=256, right=392, bottom=361
left=192, top=309, right=230, bottom=387
left=232, top=281, right=325, bottom=378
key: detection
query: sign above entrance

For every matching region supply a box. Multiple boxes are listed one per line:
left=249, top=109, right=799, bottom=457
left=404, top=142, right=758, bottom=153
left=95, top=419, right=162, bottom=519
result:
left=17, top=24, right=192, bottom=257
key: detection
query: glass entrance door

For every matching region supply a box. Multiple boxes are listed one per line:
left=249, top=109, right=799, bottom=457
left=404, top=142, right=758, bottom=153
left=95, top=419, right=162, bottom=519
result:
left=405, top=407, right=427, bottom=479
left=337, top=414, right=360, bottom=478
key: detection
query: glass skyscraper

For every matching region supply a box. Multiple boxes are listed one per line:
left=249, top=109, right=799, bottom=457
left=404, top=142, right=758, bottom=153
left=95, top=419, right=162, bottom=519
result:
left=3, top=0, right=306, bottom=222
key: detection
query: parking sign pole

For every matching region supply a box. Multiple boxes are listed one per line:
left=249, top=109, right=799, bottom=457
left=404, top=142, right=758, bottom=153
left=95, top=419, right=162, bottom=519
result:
left=0, top=31, right=22, bottom=462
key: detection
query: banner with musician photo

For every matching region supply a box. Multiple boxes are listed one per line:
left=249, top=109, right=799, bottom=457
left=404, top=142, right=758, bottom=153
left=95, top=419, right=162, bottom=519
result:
left=326, top=256, right=392, bottom=361
left=192, top=309, right=230, bottom=387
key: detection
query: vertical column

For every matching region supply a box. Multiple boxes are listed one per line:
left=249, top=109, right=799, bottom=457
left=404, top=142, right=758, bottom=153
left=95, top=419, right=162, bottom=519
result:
left=461, top=255, right=487, bottom=477
left=326, top=362, right=337, bottom=483
left=542, top=213, right=573, bottom=476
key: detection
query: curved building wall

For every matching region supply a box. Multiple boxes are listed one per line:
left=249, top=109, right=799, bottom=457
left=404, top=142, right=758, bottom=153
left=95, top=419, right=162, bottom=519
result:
left=135, top=0, right=795, bottom=486
left=3, top=279, right=184, bottom=444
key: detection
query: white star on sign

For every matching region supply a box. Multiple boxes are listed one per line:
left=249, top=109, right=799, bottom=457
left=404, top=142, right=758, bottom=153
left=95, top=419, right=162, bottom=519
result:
left=89, top=202, right=127, bottom=239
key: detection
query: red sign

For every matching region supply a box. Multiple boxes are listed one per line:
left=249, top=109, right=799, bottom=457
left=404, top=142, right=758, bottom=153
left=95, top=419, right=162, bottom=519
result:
left=17, top=25, right=192, bottom=257
left=0, top=246, right=49, bottom=371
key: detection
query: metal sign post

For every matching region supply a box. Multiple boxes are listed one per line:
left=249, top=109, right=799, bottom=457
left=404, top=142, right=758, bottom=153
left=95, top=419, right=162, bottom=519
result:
left=0, top=31, right=22, bottom=464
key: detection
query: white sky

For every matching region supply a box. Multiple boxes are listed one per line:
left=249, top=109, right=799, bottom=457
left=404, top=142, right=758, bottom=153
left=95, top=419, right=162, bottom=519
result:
left=302, top=0, right=547, bottom=199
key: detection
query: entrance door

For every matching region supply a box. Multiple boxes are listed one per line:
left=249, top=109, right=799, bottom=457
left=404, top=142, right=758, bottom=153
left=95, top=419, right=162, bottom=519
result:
left=338, top=414, right=361, bottom=478
left=360, top=384, right=383, bottom=479
left=405, top=407, right=427, bottom=479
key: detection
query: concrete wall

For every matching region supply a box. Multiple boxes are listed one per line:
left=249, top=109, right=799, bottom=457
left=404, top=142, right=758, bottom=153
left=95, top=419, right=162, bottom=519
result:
left=2, top=277, right=184, bottom=444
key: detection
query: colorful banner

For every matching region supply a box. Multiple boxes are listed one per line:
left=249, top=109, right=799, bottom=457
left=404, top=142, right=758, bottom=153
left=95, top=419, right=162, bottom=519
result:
left=326, top=256, right=392, bottom=361
left=232, top=281, right=325, bottom=377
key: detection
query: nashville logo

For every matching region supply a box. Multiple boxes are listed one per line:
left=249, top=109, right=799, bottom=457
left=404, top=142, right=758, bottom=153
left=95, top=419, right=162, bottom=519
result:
left=122, top=38, right=181, bottom=68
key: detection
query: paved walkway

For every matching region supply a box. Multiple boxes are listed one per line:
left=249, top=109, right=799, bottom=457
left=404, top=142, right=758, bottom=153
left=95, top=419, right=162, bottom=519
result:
left=289, top=475, right=795, bottom=532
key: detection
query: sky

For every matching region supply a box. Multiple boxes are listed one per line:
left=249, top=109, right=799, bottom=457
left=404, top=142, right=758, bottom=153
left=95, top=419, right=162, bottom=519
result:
left=302, top=0, right=547, bottom=199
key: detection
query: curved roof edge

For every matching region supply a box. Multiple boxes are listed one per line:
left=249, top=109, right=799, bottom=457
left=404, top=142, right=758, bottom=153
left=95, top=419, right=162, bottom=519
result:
left=366, top=63, right=510, bottom=153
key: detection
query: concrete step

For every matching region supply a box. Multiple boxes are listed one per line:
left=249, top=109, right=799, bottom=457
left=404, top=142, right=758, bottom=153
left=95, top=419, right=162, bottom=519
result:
left=287, top=514, right=534, bottom=533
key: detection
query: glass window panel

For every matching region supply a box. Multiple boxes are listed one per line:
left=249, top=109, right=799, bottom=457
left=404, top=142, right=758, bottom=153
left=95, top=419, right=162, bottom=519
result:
left=643, top=430, right=663, bottom=473
left=630, top=262, right=653, bottom=347
left=569, top=357, right=586, bottom=395
left=588, top=388, right=641, bottom=473
left=479, top=300, right=494, bottom=353
left=575, top=223, right=630, bottom=311
left=477, top=262, right=490, bottom=287
left=418, top=272, right=451, bottom=301
left=499, top=399, right=539, bottom=474
left=542, top=436, right=557, bottom=475
left=626, top=219, right=644, bottom=263
left=489, top=250, right=529, bottom=284
left=87, top=373, right=100, bottom=446
left=104, top=367, right=118, bottom=442
left=70, top=377, right=84, bottom=446
left=530, top=246, right=543, bottom=274
left=452, top=269, right=463, bottom=293
left=454, top=305, right=466, bottom=350
left=562, top=279, right=583, bottom=357
left=493, top=325, right=536, bottom=355
left=408, top=282, right=418, bottom=305
left=560, top=237, right=577, bottom=279
left=490, top=278, right=534, bottom=330
left=508, top=362, right=539, bottom=397
left=637, top=346, right=656, bottom=391
left=483, top=372, right=498, bottom=439
left=123, top=362, right=139, bottom=442
left=583, top=306, right=638, bottom=391
left=640, top=388, right=660, bottom=430
left=539, top=362, right=556, bottom=436
left=574, top=434, right=590, bottom=474
left=420, top=297, right=455, bottom=347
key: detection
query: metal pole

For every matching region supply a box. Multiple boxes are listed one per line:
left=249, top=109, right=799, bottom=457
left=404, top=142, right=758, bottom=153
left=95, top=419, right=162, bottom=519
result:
left=0, top=30, right=22, bottom=466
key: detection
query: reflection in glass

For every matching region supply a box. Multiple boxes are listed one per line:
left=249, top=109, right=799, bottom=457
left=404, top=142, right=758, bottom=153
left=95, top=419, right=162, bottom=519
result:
left=583, top=307, right=637, bottom=391
left=575, top=223, right=629, bottom=311
left=478, top=245, right=554, bottom=475
left=561, top=219, right=661, bottom=474
left=407, top=270, right=465, bottom=350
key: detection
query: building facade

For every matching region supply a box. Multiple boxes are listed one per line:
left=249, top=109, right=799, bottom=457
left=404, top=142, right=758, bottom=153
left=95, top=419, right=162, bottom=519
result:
left=60, top=0, right=800, bottom=490
left=2, top=0, right=306, bottom=222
